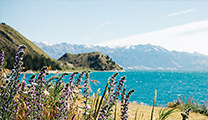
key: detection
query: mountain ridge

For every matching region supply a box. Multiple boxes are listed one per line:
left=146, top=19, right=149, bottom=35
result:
left=0, top=23, right=49, bottom=58
left=0, top=23, right=62, bottom=70
left=34, top=41, right=208, bottom=71
left=0, top=23, right=122, bottom=71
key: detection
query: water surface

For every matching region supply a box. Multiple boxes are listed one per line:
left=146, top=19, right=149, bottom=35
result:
left=20, top=71, right=208, bottom=106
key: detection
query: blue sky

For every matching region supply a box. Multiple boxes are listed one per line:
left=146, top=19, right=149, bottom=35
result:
left=1, top=0, right=208, bottom=54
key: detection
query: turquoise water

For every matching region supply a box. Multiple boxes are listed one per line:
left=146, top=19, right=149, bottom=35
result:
left=20, top=71, right=208, bottom=106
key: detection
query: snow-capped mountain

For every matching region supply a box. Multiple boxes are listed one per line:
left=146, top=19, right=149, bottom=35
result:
left=33, top=41, right=208, bottom=70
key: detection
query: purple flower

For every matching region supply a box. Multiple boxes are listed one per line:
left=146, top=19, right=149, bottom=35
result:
left=75, top=71, right=85, bottom=86
left=60, top=101, right=64, bottom=104
left=0, top=45, right=27, bottom=119
left=40, top=104, right=43, bottom=107
left=0, top=49, right=4, bottom=66
left=121, top=89, right=134, bottom=120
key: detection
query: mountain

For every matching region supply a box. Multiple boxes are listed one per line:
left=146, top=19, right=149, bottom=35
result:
left=33, top=42, right=208, bottom=71
left=58, top=52, right=123, bottom=71
left=0, top=23, right=61, bottom=71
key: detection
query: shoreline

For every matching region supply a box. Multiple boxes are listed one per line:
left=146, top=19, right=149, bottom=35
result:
left=20, top=69, right=125, bottom=74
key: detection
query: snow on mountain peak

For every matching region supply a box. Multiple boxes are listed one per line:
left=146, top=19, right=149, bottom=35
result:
left=145, top=49, right=151, bottom=52
left=125, top=45, right=135, bottom=49
left=41, top=41, right=52, bottom=46
left=153, top=47, right=159, bottom=51
left=84, top=44, right=93, bottom=48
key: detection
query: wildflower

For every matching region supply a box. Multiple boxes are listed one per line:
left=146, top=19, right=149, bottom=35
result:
left=0, top=45, right=26, bottom=119
left=116, top=76, right=126, bottom=96
left=27, top=84, right=31, bottom=88
left=54, top=73, right=73, bottom=120
left=11, top=44, right=26, bottom=77
left=44, top=90, right=49, bottom=96
left=75, top=71, right=85, bottom=86
left=121, top=89, right=135, bottom=120
left=0, top=49, right=4, bottom=67
left=74, top=89, right=80, bottom=93
left=99, top=73, right=120, bottom=119
left=83, top=72, right=91, bottom=119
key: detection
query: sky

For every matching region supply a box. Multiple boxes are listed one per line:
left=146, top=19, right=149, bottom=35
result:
left=1, top=0, right=208, bottom=55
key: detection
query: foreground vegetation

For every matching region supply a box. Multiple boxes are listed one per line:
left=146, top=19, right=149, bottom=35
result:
left=0, top=45, right=135, bottom=119
left=128, top=103, right=208, bottom=120
left=0, top=45, right=207, bottom=120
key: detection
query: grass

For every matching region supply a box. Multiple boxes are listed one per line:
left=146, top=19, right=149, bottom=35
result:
left=127, top=103, right=208, bottom=120
left=0, top=23, right=49, bottom=58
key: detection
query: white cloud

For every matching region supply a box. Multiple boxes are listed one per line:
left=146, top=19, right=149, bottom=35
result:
left=84, top=36, right=93, bottom=40
left=167, top=9, right=195, bottom=17
left=97, top=19, right=208, bottom=55
left=95, top=21, right=114, bottom=30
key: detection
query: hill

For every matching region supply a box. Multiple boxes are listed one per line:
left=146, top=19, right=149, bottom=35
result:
left=58, top=52, right=123, bottom=71
left=0, top=23, right=61, bottom=71
left=34, top=42, right=208, bottom=71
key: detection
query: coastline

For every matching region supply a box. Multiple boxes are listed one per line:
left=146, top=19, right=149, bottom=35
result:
left=20, top=69, right=125, bottom=74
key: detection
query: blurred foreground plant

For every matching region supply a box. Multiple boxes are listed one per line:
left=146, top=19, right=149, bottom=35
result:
left=0, top=45, right=136, bottom=120
left=0, top=45, right=26, bottom=119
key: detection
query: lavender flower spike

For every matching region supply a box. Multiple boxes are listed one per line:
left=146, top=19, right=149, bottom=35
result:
left=121, top=89, right=135, bottom=120
left=0, top=49, right=4, bottom=80
left=83, top=72, right=90, bottom=119
left=11, top=44, right=27, bottom=79
left=0, top=49, right=4, bottom=66
left=0, top=44, right=26, bottom=119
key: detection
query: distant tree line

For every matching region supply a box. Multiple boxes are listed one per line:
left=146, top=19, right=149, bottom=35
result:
left=23, top=54, right=61, bottom=71
left=4, top=49, right=61, bottom=71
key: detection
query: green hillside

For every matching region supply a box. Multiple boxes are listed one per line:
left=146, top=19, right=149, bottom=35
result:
left=0, top=23, right=61, bottom=71
left=58, top=52, right=123, bottom=71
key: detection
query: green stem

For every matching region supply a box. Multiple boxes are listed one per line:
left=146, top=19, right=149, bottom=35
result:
left=151, top=89, right=157, bottom=120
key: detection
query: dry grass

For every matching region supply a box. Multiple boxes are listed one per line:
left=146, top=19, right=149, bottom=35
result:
left=127, top=102, right=208, bottom=120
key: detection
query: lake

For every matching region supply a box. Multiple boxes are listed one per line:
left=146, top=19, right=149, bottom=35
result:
left=20, top=71, right=208, bottom=106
